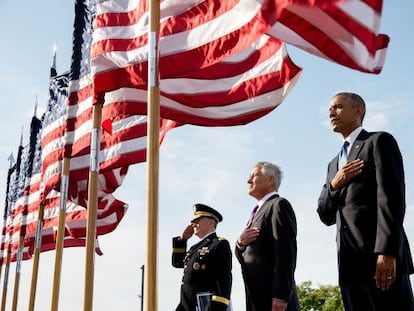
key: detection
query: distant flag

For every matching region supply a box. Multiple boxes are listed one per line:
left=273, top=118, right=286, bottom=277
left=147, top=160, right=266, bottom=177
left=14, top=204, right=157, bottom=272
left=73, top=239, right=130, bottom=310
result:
left=20, top=114, right=43, bottom=237
left=0, top=137, right=23, bottom=311
left=3, top=109, right=94, bottom=262
left=39, top=70, right=127, bottom=246
left=0, top=68, right=130, bottom=265
left=0, top=77, right=83, bottom=263
left=40, top=72, right=70, bottom=197
left=8, top=112, right=42, bottom=311
left=0, top=157, right=16, bottom=267
left=3, top=135, right=25, bottom=263
left=9, top=113, right=42, bottom=262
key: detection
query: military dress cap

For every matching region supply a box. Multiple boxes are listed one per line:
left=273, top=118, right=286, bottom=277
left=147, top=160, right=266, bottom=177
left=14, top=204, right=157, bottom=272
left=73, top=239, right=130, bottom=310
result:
left=191, top=203, right=223, bottom=223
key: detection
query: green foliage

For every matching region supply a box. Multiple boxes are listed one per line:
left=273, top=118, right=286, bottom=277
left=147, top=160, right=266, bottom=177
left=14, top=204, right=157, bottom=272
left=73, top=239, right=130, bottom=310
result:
left=297, top=281, right=344, bottom=311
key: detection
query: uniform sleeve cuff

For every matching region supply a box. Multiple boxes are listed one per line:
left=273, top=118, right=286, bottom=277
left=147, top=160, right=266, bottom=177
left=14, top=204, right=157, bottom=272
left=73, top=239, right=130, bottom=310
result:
left=212, top=295, right=230, bottom=305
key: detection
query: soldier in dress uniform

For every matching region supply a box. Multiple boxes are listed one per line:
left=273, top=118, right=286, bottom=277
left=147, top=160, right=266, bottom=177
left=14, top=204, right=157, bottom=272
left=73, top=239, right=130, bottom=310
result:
left=172, top=203, right=232, bottom=311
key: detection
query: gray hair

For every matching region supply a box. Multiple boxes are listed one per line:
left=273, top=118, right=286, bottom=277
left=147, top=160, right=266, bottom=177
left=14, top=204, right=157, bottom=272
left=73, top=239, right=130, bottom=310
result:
left=334, top=92, right=366, bottom=122
left=257, top=161, right=283, bottom=191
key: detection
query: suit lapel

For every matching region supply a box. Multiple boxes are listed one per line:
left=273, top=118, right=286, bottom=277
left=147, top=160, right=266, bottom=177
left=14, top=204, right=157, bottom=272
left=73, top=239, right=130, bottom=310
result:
left=252, top=194, right=279, bottom=224
left=329, top=130, right=369, bottom=197
left=331, top=130, right=369, bottom=174
left=348, top=130, right=368, bottom=161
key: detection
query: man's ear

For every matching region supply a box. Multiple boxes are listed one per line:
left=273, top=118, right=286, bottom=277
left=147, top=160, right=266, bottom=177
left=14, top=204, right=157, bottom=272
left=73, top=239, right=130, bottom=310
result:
left=266, top=175, right=275, bottom=187
left=356, top=105, right=365, bottom=122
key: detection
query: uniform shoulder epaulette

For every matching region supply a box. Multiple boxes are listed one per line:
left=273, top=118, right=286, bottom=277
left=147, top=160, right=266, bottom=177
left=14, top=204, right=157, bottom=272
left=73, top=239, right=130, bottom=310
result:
left=218, top=237, right=227, bottom=241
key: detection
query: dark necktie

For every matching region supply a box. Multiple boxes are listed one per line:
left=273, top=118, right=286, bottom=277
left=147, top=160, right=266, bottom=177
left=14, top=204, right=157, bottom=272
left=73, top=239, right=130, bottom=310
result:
left=338, top=141, right=350, bottom=169
left=247, top=205, right=259, bottom=227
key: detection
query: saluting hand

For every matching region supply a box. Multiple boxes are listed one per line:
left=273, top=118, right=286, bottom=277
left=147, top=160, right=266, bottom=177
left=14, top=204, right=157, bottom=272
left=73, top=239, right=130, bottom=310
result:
left=330, top=159, right=364, bottom=191
left=180, top=223, right=195, bottom=241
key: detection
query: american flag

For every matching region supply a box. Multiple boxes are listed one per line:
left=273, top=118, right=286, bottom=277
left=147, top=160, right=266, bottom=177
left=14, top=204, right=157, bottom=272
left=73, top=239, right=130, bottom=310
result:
left=2, top=138, right=25, bottom=262
left=1, top=134, right=32, bottom=262
left=38, top=69, right=127, bottom=253
left=40, top=0, right=177, bottom=246
left=3, top=102, right=106, bottom=263
left=0, top=159, right=17, bottom=265
left=91, top=0, right=389, bottom=126
left=9, top=114, right=42, bottom=262
left=102, top=34, right=302, bottom=126
left=46, top=0, right=177, bottom=202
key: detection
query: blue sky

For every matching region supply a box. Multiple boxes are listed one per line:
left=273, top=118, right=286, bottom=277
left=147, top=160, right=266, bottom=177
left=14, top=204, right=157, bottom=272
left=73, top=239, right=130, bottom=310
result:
left=0, top=1, right=413, bottom=310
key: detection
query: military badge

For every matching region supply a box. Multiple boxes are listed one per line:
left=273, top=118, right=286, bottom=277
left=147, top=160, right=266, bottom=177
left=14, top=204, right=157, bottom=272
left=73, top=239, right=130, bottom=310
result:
left=198, top=247, right=210, bottom=256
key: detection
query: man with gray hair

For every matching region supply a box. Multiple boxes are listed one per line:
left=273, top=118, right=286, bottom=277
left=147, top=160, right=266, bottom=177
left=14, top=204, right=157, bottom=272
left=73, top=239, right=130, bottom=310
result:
left=236, top=162, right=299, bottom=311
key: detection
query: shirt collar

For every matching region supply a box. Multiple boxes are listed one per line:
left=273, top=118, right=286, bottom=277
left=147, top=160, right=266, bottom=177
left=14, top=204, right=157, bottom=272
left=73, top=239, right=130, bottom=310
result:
left=198, top=230, right=216, bottom=241
left=344, top=126, right=363, bottom=147
left=257, top=191, right=278, bottom=208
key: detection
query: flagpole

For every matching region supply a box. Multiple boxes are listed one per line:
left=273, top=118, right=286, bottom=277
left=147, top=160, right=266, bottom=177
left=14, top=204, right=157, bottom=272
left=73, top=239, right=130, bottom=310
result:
left=2, top=135, right=23, bottom=311
left=44, top=47, right=68, bottom=311
left=50, top=158, right=70, bottom=311
left=83, top=100, right=103, bottom=311
left=10, top=236, right=24, bottom=311
left=0, top=249, right=11, bottom=311
left=145, top=0, right=160, bottom=310
left=27, top=202, right=44, bottom=311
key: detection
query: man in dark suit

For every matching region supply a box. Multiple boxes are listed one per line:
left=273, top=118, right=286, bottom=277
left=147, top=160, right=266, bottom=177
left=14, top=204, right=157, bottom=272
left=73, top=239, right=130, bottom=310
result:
left=172, top=203, right=232, bottom=311
left=235, top=162, right=299, bottom=311
left=317, top=92, right=414, bottom=311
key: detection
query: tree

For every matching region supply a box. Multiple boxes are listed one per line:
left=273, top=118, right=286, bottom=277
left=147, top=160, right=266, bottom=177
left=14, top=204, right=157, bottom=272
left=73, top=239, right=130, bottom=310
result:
left=297, top=281, right=344, bottom=311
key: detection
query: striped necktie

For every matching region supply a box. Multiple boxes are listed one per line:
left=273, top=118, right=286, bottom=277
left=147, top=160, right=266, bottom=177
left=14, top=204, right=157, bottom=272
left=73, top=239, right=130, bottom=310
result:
left=338, top=141, right=350, bottom=169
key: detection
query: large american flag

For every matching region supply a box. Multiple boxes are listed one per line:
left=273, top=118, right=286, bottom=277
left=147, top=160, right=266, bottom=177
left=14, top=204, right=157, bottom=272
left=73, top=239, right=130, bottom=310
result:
left=91, top=0, right=389, bottom=126
left=102, top=34, right=302, bottom=126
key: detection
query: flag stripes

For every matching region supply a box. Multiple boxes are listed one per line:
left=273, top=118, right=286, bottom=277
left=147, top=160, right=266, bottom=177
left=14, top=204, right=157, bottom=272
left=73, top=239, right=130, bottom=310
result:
left=96, top=33, right=301, bottom=126
left=268, top=0, right=389, bottom=73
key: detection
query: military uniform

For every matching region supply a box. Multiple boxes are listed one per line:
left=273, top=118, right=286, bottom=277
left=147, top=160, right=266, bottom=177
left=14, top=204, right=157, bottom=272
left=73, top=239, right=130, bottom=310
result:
left=172, top=204, right=232, bottom=311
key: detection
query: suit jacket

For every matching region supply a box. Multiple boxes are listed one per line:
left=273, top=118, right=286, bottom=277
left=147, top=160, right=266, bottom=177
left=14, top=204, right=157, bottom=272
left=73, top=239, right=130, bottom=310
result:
left=235, top=195, right=299, bottom=311
left=317, top=130, right=414, bottom=284
left=172, top=232, right=232, bottom=311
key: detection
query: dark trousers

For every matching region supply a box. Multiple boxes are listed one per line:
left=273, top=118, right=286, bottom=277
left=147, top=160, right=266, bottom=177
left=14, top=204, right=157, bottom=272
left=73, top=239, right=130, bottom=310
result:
left=340, top=274, right=414, bottom=311
left=244, top=286, right=299, bottom=311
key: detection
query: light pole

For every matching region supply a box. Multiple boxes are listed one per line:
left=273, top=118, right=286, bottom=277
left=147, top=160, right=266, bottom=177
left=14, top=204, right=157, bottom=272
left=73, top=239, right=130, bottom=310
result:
left=139, top=265, right=144, bottom=311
